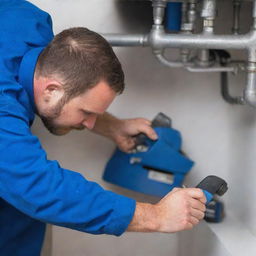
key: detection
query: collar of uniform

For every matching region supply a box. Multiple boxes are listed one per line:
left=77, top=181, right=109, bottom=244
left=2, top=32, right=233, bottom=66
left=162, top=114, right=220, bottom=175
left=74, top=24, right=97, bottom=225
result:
left=19, top=47, right=45, bottom=113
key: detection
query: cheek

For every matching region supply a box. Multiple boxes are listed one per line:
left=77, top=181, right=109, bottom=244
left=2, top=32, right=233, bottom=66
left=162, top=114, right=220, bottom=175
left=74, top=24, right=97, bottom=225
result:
left=55, top=110, right=84, bottom=125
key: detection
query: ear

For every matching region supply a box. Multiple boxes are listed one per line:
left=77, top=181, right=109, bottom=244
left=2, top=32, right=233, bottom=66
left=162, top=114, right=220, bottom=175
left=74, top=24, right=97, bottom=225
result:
left=43, top=82, right=65, bottom=103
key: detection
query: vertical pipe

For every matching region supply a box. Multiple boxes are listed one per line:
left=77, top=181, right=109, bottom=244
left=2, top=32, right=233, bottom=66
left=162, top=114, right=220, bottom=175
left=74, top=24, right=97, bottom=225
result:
left=180, top=1, right=198, bottom=63
left=201, top=0, right=216, bottom=34
left=243, top=0, right=256, bottom=107
left=196, top=49, right=212, bottom=67
left=152, top=0, right=167, bottom=26
left=232, top=0, right=241, bottom=34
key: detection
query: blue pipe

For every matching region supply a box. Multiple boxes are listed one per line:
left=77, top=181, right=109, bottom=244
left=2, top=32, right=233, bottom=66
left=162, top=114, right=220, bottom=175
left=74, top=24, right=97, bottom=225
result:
left=165, top=2, right=182, bottom=32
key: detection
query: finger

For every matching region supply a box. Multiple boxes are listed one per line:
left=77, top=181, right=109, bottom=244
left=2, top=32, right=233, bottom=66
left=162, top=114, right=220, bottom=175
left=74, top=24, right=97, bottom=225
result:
left=137, top=124, right=158, bottom=140
left=189, top=216, right=200, bottom=226
left=184, top=222, right=193, bottom=230
left=199, top=195, right=207, bottom=204
left=186, top=188, right=206, bottom=201
left=118, top=138, right=136, bottom=152
left=137, top=118, right=151, bottom=126
left=190, top=208, right=205, bottom=220
left=189, top=198, right=206, bottom=212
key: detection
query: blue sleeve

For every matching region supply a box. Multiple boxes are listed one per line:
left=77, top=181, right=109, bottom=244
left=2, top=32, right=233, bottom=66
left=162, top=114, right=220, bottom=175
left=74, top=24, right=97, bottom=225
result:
left=0, top=1, right=54, bottom=81
left=0, top=94, right=136, bottom=236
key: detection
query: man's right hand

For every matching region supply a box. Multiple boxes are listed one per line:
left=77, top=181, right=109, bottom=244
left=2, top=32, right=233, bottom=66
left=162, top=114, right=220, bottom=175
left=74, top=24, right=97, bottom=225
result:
left=127, top=188, right=206, bottom=233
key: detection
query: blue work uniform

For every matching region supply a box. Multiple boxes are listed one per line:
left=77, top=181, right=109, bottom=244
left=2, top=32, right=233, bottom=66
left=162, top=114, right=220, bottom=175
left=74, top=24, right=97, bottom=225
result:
left=0, top=1, right=136, bottom=255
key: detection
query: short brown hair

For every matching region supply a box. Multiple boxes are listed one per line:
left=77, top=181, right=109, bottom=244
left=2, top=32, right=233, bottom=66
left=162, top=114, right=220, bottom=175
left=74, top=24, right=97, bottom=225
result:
left=35, top=27, right=125, bottom=100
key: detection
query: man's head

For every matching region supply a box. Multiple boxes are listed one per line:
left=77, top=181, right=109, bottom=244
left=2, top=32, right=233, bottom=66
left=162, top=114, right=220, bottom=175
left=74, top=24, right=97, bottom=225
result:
left=34, top=27, right=124, bottom=135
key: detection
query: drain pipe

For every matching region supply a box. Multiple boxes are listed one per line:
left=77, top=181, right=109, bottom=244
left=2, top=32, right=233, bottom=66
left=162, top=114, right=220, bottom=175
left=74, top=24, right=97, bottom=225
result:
left=243, top=0, right=256, bottom=108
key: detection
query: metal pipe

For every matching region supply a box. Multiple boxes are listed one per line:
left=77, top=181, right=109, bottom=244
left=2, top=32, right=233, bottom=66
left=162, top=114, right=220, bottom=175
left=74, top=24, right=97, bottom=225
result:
left=187, top=66, right=236, bottom=73
left=154, top=50, right=237, bottom=73
left=232, top=0, right=241, bottom=34
left=150, top=28, right=255, bottom=50
left=243, top=0, right=256, bottom=107
left=102, top=0, right=256, bottom=108
left=154, top=52, right=184, bottom=68
left=221, top=71, right=245, bottom=105
left=196, top=49, right=212, bottom=67
left=201, top=0, right=216, bottom=34
left=103, top=30, right=256, bottom=50
left=103, top=34, right=149, bottom=47
left=152, top=0, right=167, bottom=25
left=244, top=62, right=256, bottom=107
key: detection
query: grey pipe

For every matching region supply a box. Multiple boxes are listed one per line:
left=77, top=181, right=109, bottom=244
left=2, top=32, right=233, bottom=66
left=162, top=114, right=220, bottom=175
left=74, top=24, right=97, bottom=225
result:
left=154, top=51, right=237, bottom=72
left=187, top=66, right=236, bottom=73
left=232, top=0, right=241, bottom=34
left=149, top=27, right=256, bottom=50
left=154, top=53, right=184, bottom=68
left=102, top=0, right=256, bottom=108
left=103, top=30, right=256, bottom=50
left=244, top=62, right=256, bottom=107
left=103, top=34, right=149, bottom=47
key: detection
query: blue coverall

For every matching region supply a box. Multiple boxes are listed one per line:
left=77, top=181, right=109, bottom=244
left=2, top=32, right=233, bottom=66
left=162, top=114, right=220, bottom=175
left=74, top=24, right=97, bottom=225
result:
left=0, top=1, right=136, bottom=255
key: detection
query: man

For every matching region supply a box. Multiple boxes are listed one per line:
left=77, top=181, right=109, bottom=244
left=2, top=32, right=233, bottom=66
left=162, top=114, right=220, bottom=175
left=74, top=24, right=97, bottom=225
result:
left=0, top=0, right=206, bottom=255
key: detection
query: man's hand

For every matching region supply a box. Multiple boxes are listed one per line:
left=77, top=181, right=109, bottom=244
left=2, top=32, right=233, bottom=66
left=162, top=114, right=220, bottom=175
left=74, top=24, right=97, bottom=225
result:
left=127, top=188, right=206, bottom=233
left=111, top=118, right=158, bottom=152
left=92, top=113, right=158, bottom=152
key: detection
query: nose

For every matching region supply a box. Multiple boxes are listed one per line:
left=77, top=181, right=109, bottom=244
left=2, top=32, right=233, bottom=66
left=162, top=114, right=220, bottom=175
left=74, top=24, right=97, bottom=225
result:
left=82, top=115, right=97, bottom=130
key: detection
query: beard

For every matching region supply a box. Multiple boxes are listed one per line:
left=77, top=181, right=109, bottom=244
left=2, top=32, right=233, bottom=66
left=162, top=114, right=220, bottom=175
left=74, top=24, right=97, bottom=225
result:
left=38, top=96, right=85, bottom=136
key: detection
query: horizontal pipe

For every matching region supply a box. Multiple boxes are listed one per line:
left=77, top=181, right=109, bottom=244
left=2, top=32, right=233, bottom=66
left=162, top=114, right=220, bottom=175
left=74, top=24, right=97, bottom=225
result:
left=154, top=52, right=237, bottom=72
left=102, top=34, right=149, bottom=47
left=186, top=66, right=236, bottom=73
left=152, top=29, right=255, bottom=50
left=103, top=30, right=256, bottom=50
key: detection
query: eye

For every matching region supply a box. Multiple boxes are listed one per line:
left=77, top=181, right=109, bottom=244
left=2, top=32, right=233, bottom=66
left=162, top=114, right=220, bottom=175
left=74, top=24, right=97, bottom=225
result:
left=81, top=110, right=92, bottom=117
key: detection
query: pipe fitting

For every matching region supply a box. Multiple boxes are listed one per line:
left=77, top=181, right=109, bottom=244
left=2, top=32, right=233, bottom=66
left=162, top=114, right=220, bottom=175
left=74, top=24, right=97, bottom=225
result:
left=148, top=25, right=165, bottom=50
left=201, top=0, right=217, bottom=19
left=152, top=0, right=167, bottom=25
left=244, top=62, right=256, bottom=107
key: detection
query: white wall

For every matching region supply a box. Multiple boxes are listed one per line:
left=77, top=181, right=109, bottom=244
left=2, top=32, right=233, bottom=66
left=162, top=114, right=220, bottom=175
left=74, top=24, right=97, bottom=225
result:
left=30, top=0, right=256, bottom=255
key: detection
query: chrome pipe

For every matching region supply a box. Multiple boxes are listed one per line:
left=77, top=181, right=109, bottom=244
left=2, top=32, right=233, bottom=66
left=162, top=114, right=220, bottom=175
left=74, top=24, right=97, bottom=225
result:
left=149, top=26, right=255, bottom=50
left=232, top=0, right=241, bottom=34
left=102, top=34, right=149, bottom=47
left=154, top=53, right=184, bottom=68
left=187, top=66, right=236, bottom=73
left=244, top=62, right=256, bottom=107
